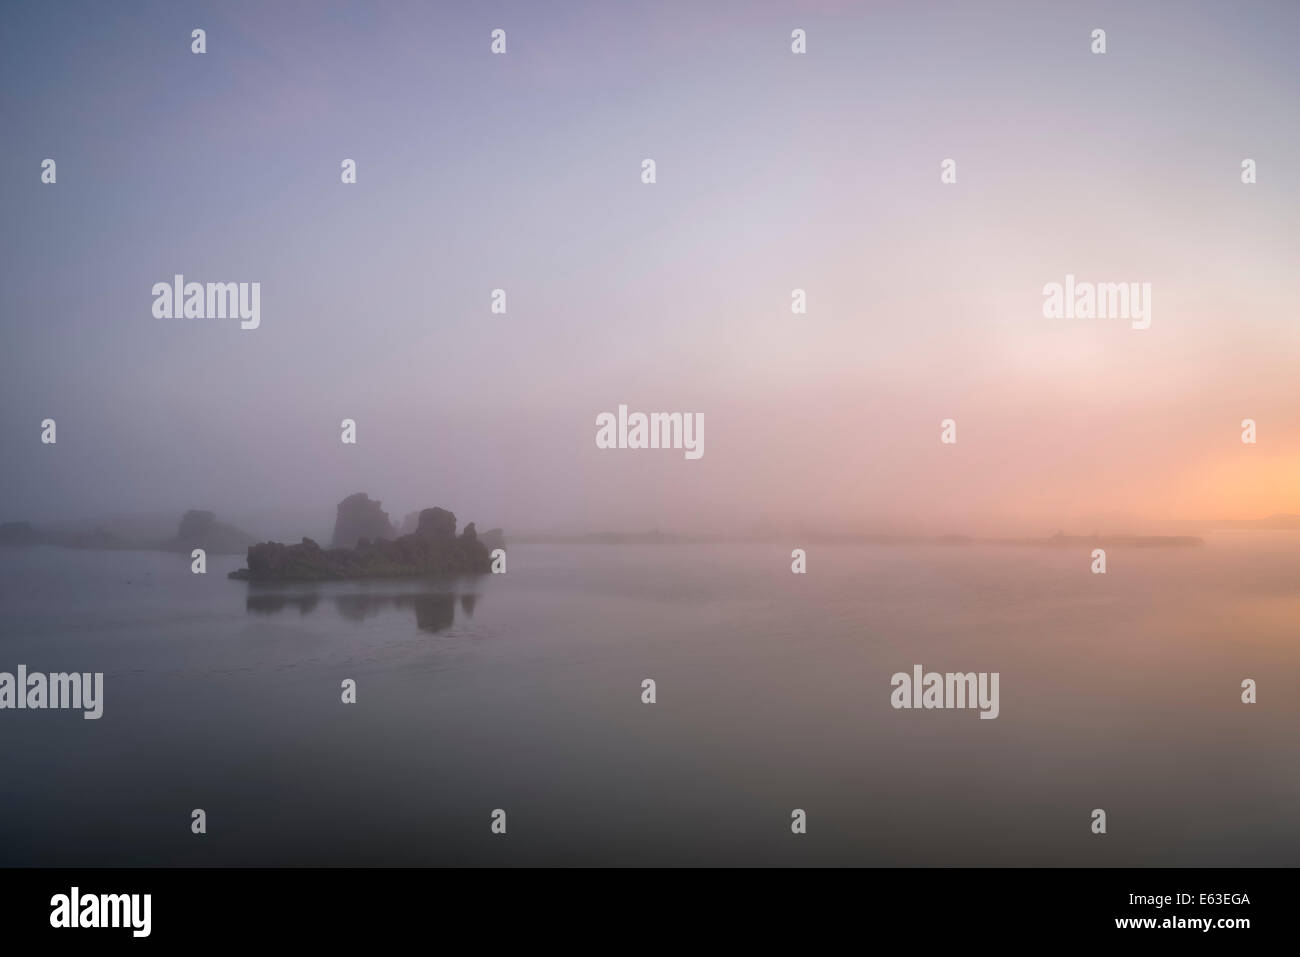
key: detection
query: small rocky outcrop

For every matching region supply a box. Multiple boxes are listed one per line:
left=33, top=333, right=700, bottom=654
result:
left=332, top=493, right=397, bottom=548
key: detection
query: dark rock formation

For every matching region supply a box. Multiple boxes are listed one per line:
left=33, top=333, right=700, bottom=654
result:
left=332, top=493, right=396, bottom=548
left=404, top=510, right=504, bottom=550
left=416, top=507, right=456, bottom=540
left=160, top=509, right=257, bottom=555
left=230, top=507, right=491, bottom=581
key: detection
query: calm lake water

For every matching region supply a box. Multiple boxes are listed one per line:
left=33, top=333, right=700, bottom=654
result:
left=1, top=537, right=1298, bottom=866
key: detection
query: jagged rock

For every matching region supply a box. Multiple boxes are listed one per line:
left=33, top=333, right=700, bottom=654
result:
left=403, top=510, right=503, bottom=549
left=332, top=493, right=396, bottom=548
left=230, top=504, right=491, bottom=581
left=416, top=507, right=456, bottom=540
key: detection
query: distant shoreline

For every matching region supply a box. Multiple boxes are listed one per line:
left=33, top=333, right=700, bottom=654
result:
left=507, top=532, right=1207, bottom=547
left=16, top=511, right=1300, bottom=552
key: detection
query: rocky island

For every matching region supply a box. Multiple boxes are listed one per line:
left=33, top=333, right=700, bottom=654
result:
left=228, top=499, right=491, bottom=581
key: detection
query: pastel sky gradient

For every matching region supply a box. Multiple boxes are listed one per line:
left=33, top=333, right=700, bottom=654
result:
left=2, top=0, right=1298, bottom=536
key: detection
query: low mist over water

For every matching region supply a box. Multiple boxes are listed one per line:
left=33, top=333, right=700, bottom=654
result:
left=2, top=534, right=1296, bottom=866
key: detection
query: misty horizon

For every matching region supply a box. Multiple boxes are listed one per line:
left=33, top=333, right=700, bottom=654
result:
left=9, top=495, right=1300, bottom=547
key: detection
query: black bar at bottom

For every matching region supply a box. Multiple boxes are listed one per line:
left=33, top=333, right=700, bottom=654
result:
left=0, top=867, right=1276, bottom=943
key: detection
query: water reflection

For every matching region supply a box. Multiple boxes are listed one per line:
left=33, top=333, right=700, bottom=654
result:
left=245, top=589, right=480, bottom=633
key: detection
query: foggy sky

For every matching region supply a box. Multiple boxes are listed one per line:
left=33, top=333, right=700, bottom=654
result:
left=3, top=0, right=1298, bottom=538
